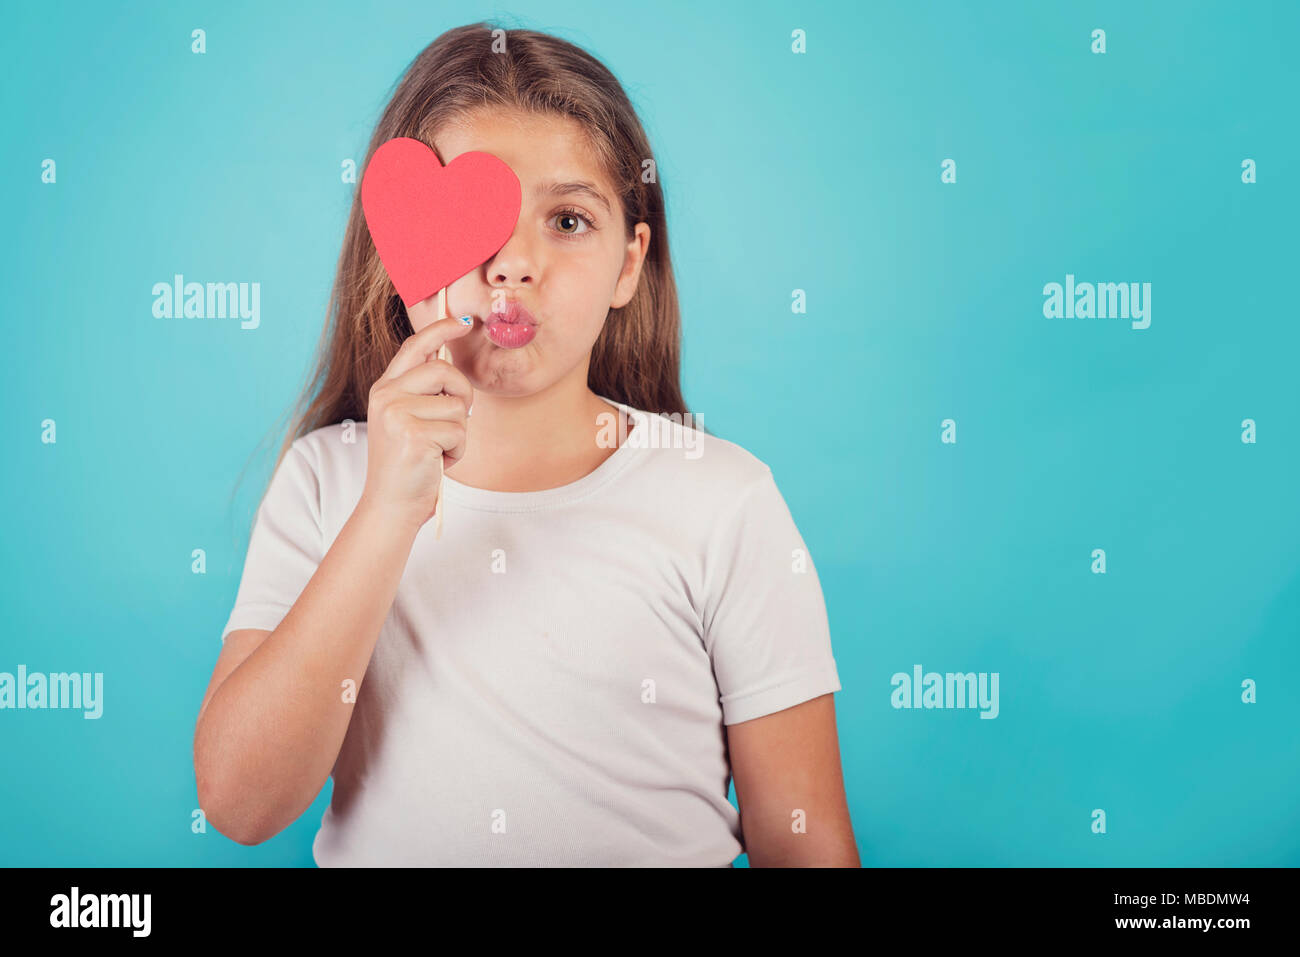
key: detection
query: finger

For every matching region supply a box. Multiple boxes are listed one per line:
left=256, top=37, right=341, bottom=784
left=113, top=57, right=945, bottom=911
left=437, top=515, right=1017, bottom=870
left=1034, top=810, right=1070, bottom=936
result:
left=388, top=356, right=474, bottom=406
left=382, top=313, right=474, bottom=382
left=390, top=392, right=469, bottom=423
left=416, top=419, right=468, bottom=463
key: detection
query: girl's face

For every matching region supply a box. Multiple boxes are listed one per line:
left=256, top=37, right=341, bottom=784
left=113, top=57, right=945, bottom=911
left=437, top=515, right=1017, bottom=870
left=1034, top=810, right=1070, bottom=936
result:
left=417, top=108, right=651, bottom=398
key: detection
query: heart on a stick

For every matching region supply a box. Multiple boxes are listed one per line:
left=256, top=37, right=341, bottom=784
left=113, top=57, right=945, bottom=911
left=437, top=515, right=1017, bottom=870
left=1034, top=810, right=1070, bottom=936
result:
left=360, top=136, right=522, bottom=307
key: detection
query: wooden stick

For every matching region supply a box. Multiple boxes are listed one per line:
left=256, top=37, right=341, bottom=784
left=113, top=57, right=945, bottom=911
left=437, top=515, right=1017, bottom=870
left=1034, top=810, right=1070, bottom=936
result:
left=433, top=287, right=451, bottom=540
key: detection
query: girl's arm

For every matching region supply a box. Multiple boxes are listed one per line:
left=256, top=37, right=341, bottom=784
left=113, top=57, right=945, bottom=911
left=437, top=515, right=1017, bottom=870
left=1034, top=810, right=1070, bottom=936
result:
left=194, top=309, right=473, bottom=845
left=726, top=693, right=860, bottom=866
left=193, top=499, right=423, bottom=845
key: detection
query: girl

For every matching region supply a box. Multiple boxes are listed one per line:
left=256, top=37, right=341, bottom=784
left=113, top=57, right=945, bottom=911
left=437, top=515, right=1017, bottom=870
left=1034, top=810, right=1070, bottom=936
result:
left=194, top=23, right=857, bottom=867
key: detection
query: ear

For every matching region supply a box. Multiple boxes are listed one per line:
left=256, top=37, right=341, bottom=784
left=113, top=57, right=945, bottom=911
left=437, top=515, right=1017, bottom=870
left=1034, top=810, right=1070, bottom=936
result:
left=610, top=222, right=651, bottom=309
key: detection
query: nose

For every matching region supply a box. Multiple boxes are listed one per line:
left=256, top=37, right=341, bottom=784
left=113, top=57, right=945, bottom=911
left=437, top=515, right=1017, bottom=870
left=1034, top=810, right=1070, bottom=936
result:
left=485, top=225, right=535, bottom=289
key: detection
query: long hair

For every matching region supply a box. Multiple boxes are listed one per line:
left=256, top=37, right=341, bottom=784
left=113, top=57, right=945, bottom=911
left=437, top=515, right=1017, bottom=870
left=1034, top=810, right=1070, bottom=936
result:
left=236, top=22, right=691, bottom=514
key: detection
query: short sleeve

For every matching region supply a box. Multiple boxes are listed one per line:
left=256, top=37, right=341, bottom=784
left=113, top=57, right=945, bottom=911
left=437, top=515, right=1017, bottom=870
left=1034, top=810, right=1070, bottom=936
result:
left=701, top=467, right=842, bottom=725
left=220, top=439, right=324, bottom=643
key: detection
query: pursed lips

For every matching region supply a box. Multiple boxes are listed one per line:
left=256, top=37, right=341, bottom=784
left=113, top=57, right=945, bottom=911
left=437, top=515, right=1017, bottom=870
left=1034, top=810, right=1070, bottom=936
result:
left=485, top=300, right=538, bottom=325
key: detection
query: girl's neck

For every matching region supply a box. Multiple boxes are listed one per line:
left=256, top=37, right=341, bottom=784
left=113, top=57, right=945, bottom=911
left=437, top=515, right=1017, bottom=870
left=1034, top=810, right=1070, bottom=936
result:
left=441, top=381, right=630, bottom=494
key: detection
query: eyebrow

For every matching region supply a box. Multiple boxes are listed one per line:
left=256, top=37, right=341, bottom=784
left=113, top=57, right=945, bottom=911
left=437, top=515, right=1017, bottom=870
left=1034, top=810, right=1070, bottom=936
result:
left=536, top=179, right=613, bottom=215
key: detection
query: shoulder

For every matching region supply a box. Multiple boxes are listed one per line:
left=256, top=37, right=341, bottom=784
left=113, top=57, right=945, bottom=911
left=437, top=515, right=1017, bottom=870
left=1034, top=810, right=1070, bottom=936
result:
left=275, top=422, right=369, bottom=537
left=623, top=408, right=776, bottom=513
left=284, top=420, right=369, bottom=485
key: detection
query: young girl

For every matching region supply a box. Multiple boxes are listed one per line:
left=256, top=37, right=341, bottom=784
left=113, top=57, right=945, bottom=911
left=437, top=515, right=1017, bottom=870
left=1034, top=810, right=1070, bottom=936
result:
left=194, top=23, right=857, bottom=867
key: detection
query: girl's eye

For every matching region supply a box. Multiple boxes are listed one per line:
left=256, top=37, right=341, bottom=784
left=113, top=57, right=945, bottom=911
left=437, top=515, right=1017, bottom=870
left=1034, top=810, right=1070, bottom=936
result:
left=551, top=208, right=595, bottom=238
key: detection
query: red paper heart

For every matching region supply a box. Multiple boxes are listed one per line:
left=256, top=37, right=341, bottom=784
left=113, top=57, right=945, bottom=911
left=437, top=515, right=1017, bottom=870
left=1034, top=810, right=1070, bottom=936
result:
left=360, top=137, right=522, bottom=308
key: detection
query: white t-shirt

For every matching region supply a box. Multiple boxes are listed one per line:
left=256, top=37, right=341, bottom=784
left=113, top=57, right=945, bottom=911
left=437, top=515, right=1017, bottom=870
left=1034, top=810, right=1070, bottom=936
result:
left=221, top=396, right=842, bottom=866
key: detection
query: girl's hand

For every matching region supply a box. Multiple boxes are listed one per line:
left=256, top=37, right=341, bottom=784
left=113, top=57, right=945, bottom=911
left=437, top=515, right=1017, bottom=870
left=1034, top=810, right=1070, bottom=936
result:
left=359, top=305, right=474, bottom=529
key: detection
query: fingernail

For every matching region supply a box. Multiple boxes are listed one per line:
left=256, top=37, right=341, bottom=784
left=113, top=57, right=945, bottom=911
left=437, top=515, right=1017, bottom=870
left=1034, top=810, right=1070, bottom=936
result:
left=458, top=315, right=473, bottom=325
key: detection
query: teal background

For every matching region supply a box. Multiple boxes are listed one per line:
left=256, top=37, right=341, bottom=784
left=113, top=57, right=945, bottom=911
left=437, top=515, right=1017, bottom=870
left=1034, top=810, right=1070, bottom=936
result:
left=2, top=0, right=1296, bottom=866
